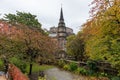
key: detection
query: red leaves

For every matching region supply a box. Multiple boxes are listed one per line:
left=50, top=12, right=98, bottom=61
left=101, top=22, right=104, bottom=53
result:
left=8, top=64, right=29, bottom=80
left=0, top=21, right=24, bottom=41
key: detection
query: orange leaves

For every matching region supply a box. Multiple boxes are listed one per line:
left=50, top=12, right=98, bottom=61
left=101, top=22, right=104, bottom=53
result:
left=8, top=64, right=29, bottom=80
left=89, top=0, right=113, bottom=17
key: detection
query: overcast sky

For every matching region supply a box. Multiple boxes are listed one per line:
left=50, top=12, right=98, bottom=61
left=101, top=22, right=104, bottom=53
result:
left=0, top=0, right=93, bottom=34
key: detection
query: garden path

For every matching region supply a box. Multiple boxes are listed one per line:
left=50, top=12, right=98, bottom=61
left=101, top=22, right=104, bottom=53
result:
left=44, top=67, right=87, bottom=80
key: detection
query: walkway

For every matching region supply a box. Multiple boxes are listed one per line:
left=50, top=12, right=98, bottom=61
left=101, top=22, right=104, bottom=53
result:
left=0, top=71, right=7, bottom=80
left=44, top=67, right=87, bottom=80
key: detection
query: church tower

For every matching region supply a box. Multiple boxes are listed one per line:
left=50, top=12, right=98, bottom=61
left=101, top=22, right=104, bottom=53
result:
left=57, top=7, right=67, bottom=51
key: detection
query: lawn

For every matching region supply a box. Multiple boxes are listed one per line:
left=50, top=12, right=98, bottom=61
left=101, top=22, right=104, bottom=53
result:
left=0, top=60, right=4, bottom=71
left=26, top=63, right=54, bottom=73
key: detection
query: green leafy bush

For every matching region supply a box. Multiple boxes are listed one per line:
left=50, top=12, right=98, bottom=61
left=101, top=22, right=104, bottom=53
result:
left=87, top=60, right=97, bottom=71
left=58, top=60, right=65, bottom=68
left=75, top=67, right=87, bottom=75
left=63, top=64, right=70, bottom=71
left=69, top=62, right=77, bottom=71
left=111, top=76, right=120, bottom=80
left=100, top=72, right=108, bottom=77
left=10, top=57, right=27, bottom=73
left=88, top=70, right=95, bottom=76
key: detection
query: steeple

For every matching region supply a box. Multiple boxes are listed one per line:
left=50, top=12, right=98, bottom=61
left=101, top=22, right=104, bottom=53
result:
left=60, top=8, right=64, bottom=21
left=58, top=6, right=66, bottom=37
left=58, top=7, right=65, bottom=27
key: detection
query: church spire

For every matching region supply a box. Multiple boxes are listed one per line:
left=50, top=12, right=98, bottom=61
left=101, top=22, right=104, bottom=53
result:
left=58, top=6, right=66, bottom=29
left=60, top=7, right=64, bottom=21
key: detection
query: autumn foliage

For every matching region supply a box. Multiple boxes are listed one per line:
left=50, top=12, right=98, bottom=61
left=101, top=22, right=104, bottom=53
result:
left=0, top=20, right=57, bottom=59
left=8, top=64, right=29, bottom=80
left=0, top=19, right=57, bottom=76
left=81, top=0, right=120, bottom=75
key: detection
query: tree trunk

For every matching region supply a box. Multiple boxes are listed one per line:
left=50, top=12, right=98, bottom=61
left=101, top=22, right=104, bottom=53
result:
left=4, top=58, right=8, bottom=74
left=29, top=63, right=32, bottom=75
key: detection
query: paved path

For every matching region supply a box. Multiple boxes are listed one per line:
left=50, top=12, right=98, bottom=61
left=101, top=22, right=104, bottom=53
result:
left=0, top=76, right=7, bottom=80
left=44, top=67, right=87, bottom=80
left=0, top=71, right=7, bottom=80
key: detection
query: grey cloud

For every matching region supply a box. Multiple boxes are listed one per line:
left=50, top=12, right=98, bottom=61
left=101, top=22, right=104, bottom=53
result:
left=0, top=0, right=93, bottom=33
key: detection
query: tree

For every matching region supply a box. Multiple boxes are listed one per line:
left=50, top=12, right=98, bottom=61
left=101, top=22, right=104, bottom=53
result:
left=66, top=33, right=85, bottom=61
left=0, top=20, right=26, bottom=73
left=0, top=20, right=56, bottom=74
left=66, top=35, right=75, bottom=56
left=4, top=11, right=45, bottom=34
left=82, top=0, right=120, bottom=75
left=14, top=24, right=56, bottom=75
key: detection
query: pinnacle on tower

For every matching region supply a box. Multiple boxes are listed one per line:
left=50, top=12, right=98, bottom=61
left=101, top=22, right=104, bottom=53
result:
left=60, top=7, right=64, bottom=21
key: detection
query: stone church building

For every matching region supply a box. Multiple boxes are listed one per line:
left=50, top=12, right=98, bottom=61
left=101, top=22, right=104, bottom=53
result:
left=49, top=7, right=74, bottom=58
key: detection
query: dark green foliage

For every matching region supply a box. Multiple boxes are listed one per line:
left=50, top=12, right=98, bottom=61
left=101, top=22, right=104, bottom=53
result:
left=111, top=76, right=120, bottom=80
left=87, top=60, right=97, bottom=71
left=87, top=60, right=98, bottom=75
left=69, top=62, right=78, bottom=71
left=4, top=11, right=45, bottom=34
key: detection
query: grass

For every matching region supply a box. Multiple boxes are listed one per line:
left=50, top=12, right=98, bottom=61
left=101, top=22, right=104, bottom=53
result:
left=0, top=60, right=3, bottom=66
left=26, top=63, right=54, bottom=73
left=0, top=59, right=4, bottom=71
left=25, top=63, right=54, bottom=80
left=0, top=58, right=54, bottom=74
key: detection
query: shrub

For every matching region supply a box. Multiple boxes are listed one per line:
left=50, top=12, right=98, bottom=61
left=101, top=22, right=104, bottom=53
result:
left=75, top=67, right=87, bottom=75
left=58, top=60, right=65, bottom=68
left=10, top=57, right=27, bottom=73
left=63, top=64, right=70, bottom=71
left=100, top=72, right=108, bottom=77
left=87, top=60, right=97, bottom=74
left=88, top=70, right=95, bottom=76
left=111, top=76, right=120, bottom=80
left=69, top=62, right=77, bottom=71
